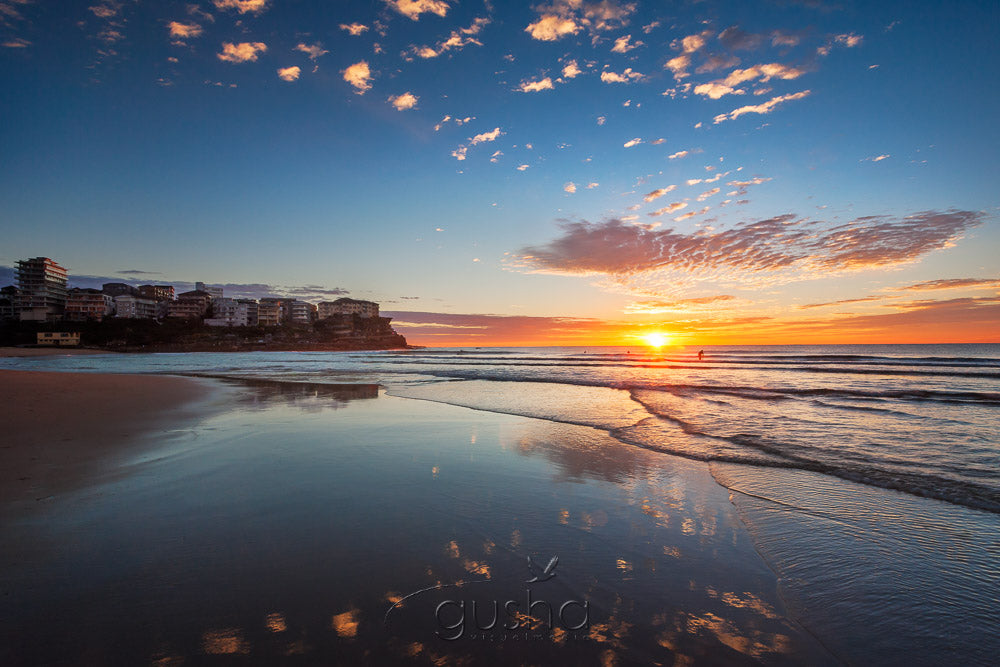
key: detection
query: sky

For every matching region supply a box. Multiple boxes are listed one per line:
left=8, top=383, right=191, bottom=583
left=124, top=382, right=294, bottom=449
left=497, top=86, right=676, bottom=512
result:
left=1, top=0, right=997, bottom=346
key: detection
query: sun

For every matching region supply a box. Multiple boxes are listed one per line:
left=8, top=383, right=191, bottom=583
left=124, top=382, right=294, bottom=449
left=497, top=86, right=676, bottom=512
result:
left=642, top=332, right=670, bottom=348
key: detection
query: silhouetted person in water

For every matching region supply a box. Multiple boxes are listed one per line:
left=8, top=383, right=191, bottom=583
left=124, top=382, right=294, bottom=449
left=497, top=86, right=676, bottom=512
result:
left=698, top=350, right=704, bottom=361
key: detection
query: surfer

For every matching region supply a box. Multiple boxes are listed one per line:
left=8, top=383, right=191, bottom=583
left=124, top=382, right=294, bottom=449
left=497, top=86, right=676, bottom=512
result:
left=698, top=350, right=704, bottom=361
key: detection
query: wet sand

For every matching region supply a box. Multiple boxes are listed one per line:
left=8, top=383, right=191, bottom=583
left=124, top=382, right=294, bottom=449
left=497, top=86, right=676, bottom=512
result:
left=0, top=347, right=110, bottom=358
left=0, top=376, right=835, bottom=665
left=0, top=369, right=218, bottom=513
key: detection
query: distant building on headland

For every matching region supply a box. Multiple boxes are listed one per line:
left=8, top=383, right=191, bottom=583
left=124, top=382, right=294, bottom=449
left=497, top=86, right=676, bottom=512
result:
left=64, top=288, right=115, bottom=321
left=16, top=257, right=68, bottom=321
left=138, top=284, right=175, bottom=302
left=257, top=299, right=283, bottom=326
left=286, top=299, right=317, bottom=324
left=318, top=298, right=379, bottom=319
left=195, top=282, right=224, bottom=302
left=3, top=257, right=398, bottom=346
left=114, top=294, right=158, bottom=319
left=167, top=290, right=212, bottom=318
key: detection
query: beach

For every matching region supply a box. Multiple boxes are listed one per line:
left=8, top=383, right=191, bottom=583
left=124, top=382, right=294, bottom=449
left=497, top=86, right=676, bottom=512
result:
left=0, top=367, right=218, bottom=513
left=1, top=345, right=997, bottom=665
left=1, top=365, right=834, bottom=665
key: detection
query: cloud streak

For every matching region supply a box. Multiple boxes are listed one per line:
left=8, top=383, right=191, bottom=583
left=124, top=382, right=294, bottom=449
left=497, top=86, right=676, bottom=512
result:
left=515, top=210, right=984, bottom=294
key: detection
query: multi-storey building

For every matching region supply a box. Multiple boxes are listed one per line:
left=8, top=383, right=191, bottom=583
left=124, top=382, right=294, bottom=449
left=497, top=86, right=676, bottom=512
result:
left=257, top=299, right=283, bottom=326
left=65, top=288, right=115, bottom=321
left=286, top=300, right=317, bottom=324
left=318, top=297, right=379, bottom=319
left=205, top=298, right=254, bottom=326
left=138, top=285, right=175, bottom=302
left=167, top=290, right=211, bottom=318
left=114, top=294, right=158, bottom=319
left=195, top=282, right=224, bottom=307
left=238, top=299, right=259, bottom=326
left=15, top=257, right=68, bottom=321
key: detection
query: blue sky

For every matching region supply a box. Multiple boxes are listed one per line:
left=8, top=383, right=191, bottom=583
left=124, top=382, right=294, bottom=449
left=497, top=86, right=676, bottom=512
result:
left=1, top=0, right=997, bottom=344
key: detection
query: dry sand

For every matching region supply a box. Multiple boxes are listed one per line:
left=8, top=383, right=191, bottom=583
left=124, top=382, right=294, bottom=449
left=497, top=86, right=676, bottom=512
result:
left=0, top=369, right=218, bottom=512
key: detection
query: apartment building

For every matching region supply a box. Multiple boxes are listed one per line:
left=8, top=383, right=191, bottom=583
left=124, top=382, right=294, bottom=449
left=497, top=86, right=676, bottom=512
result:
left=64, top=288, right=115, bottom=321
left=16, top=257, right=68, bottom=321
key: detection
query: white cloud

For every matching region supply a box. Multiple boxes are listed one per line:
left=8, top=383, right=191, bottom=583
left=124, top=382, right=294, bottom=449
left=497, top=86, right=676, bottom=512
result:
left=669, top=150, right=689, bottom=159
left=697, top=187, right=720, bottom=201
left=596, top=116, right=606, bottom=125
left=490, top=150, right=503, bottom=163
left=623, top=137, right=642, bottom=148
left=517, top=164, right=530, bottom=171
left=452, top=146, right=468, bottom=161
left=713, top=91, right=810, bottom=124
left=525, top=14, right=580, bottom=41
left=586, top=182, right=599, bottom=189
left=277, top=66, right=300, bottom=82
left=865, top=154, right=890, bottom=162
left=561, top=60, right=581, bottom=79
left=217, top=42, right=267, bottom=63
left=470, top=127, right=501, bottom=145
left=518, top=77, right=554, bottom=92
left=612, top=34, right=642, bottom=53
left=665, top=54, right=690, bottom=80
left=564, top=182, right=577, bottom=193
left=342, top=61, right=373, bottom=94
left=693, top=82, right=743, bottom=99
left=385, top=0, right=450, bottom=21
left=680, top=33, right=707, bottom=53
left=340, top=23, right=369, bottom=36
left=407, top=16, right=489, bottom=59
left=296, top=43, right=328, bottom=60
left=601, top=67, right=642, bottom=83
left=389, top=92, right=419, bottom=110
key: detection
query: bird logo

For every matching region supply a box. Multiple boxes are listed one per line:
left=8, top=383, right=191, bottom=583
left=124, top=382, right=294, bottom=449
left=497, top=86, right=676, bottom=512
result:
left=526, top=555, right=558, bottom=583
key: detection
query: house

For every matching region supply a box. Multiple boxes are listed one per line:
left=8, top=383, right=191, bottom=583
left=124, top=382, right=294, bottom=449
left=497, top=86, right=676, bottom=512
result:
left=37, top=331, right=81, bottom=346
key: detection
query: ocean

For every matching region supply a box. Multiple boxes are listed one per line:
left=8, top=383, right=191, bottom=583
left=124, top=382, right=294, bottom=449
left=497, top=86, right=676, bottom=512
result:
left=3, top=343, right=998, bottom=663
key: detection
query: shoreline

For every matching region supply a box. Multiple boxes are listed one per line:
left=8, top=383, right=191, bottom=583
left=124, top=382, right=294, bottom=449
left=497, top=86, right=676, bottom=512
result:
left=0, top=369, right=225, bottom=515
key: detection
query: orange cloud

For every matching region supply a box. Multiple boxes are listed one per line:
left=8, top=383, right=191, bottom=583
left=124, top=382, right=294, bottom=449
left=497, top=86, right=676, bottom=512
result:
left=342, top=61, right=372, bottom=93
left=213, top=0, right=268, bottom=15
left=277, top=66, right=300, bottom=82
left=386, top=0, right=450, bottom=21
left=389, top=92, right=418, bottom=110
left=217, top=42, right=267, bottom=63
left=167, top=22, right=203, bottom=39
